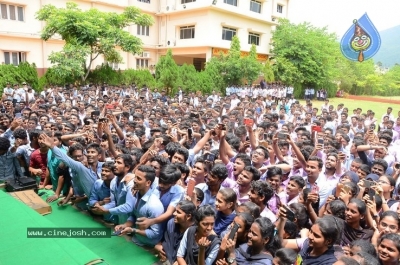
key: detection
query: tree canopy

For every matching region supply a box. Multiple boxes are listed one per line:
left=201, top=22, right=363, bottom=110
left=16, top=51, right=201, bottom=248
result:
left=36, top=2, right=153, bottom=81
left=271, top=19, right=340, bottom=88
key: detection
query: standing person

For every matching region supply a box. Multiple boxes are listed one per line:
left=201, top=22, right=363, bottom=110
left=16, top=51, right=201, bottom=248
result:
left=115, top=165, right=164, bottom=247
left=154, top=200, right=196, bottom=265
left=176, top=205, right=221, bottom=265
left=30, top=132, right=50, bottom=188
left=0, top=137, right=22, bottom=182
left=93, top=154, right=135, bottom=224
left=248, top=180, right=276, bottom=222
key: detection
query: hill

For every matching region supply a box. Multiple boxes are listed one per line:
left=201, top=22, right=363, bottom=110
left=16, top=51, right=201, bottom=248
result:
left=373, top=25, right=400, bottom=68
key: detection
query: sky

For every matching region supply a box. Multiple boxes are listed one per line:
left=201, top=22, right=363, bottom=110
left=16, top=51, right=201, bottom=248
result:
left=288, top=0, right=400, bottom=37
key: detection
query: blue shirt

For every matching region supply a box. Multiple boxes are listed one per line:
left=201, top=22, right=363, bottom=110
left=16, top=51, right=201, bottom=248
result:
left=127, top=189, right=164, bottom=247
left=196, top=183, right=221, bottom=208
left=89, top=179, right=111, bottom=206
left=51, top=146, right=103, bottom=197
left=152, top=185, right=184, bottom=211
left=104, top=176, right=134, bottom=224
left=0, top=149, right=22, bottom=181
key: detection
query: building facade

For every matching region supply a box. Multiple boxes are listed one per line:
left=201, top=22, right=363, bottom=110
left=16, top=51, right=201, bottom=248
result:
left=0, top=0, right=289, bottom=75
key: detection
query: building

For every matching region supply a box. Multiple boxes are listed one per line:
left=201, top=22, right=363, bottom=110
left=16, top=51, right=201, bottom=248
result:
left=0, top=0, right=289, bottom=75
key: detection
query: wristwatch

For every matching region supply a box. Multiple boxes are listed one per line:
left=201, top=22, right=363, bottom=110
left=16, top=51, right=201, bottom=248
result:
left=227, top=257, right=236, bottom=265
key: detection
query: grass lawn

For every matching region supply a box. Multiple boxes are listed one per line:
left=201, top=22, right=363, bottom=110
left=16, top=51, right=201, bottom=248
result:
left=299, top=98, right=398, bottom=119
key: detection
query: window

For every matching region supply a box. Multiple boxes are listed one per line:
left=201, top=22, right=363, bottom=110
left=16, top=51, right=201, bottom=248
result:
left=180, top=26, right=195, bottom=39
left=277, top=4, right=283, bottom=13
left=137, top=25, right=149, bottom=36
left=248, top=33, right=260, bottom=46
left=4, top=51, right=26, bottom=65
left=181, top=0, right=195, bottom=3
left=136, top=59, right=149, bottom=69
left=250, top=0, right=261, bottom=13
left=137, top=0, right=150, bottom=3
left=222, top=27, right=236, bottom=41
left=0, top=3, right=24, bottom=21
left=223, top=0, right=237, bottom=6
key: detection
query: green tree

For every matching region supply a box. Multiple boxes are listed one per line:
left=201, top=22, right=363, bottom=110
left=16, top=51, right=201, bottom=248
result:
left=155, top=49, right=179, bottom=95
left=223, top=36, right=243, bottom=85
left=36, top=2, right=153, bottom=82
left=262, top=61, right=275, bottom=82
left=0, top=63, right=39, bottom=94
left=271, top=19, right=339, bottom=89
left=242, top=44, right=262, bottom=85
left=203, top=55, right=226, bottom=94
left=177, top=64, right=198, bottom=92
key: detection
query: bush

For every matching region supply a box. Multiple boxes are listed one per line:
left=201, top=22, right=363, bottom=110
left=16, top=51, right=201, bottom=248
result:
left=0, top=62, right=38, bottom=94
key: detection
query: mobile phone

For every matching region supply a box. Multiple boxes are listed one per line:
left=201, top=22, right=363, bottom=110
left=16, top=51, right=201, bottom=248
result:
left=263, top=133, right=269, bottom=140
left=187, top=179, right=195, bottom=197
left=15, top=113, right=22, bottom=118
left=244, top=118, right=253, bottom=126
left=99, top=118, right=108, bottom=123
left=187, top=128, right=193, bottom=139
left=369, top=125, right=375, bottom=130
left=91, top=110, right=100, bottom=116
left=112, top=230, right=122, bottom=236
left=284, top=205, right=296, bottom=222
left=246, top=136, right=249, bottom=141
left=343, top=185, right=352, bottom=195
left=335, top=183, right=343, bottom=198
left=84, top=120, right=90, bottom=125
left=368, top=188, right=376, bottom=198
left=278, top=132, right=287, bottom=139
left=311, top=125, right=322, bottom=132
left=0, top=109, right=5, bottom=113
left=229, top=222, right=241, bottom=240
left=363, top=180, right=374, bottom=188
left=190, top=112, right=199, bottom=118
left=205, top=153, right=216, bottom=162
left=218, top=123, right=227, bottom=131
left=395, top=163, right=400, bottom=170
left=317, top=138, right=324, bottom=145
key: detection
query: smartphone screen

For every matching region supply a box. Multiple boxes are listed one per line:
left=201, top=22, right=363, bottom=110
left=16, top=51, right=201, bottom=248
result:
left=15, top=113, right=22, bottom=118
left=317, top=138, right=324, bottom=145
left=188, top=128, right=193, bottom=139
left=187, top=179, right=195, bottom=197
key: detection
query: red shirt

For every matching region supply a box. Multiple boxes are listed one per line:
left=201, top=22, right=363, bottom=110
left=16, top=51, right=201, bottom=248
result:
left=29, top=149, right=48, bottom=182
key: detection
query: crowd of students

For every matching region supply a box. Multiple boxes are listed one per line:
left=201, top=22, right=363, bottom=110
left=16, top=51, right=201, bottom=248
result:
left=1, top=81, right=400, bottom=265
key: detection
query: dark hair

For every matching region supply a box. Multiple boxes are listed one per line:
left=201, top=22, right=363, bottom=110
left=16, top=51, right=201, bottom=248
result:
left=0, top=137, right=11, bottom=151
left=150, top=155, right=170, bottom=168
left=194, top=205, right=216, bottom=225
left=337, top=257, right=359, bottom=265
left=284, top=221, right=298, bottom=239
left=210, top=163, right=228, bottom=181
left=289, top=203, right=309, bottom=229
left=329, top=200, right=346, bottom=220
left=275, top=248, right=298, bottom=265
left=349, top=198, right=367, bottom=216
left=308, top=156, right=323, bottom=169
left=115, top=154, right=135, bottom=171
left=177, top=200, right=196, bottom=221
left=218, top=188, right=237, bottom=211
left=250, top=180, right=274, bottom=205
left=354, top=252, right=380, bottom=265
left=173, top=147, right=189, bottom=163
left=235, top=153, right=252, bottom=167
left=350, top=239, right=377, bottom=257
left=137, top=165, right=156, bottom=185
left=175, top=163, right=190, bottom=179
left=359, top=164, right=371, bottom=174
left=238, top=201, right=261, bottom=218
left=372, top=158, right=388, bottom=172
left=254, top=217, right=281, bottom=256
left=243, top=166, right=261, bottom=181
left=68, top=143, right=84, bottom=157
left=378, top=233, right=400, bottom=253
left=236, top=212, right=254, bottom=232
left=315, top=216, right=343, bottom=246
left=254, top=146, right=269, bottom=159
left=102, top=161, right=115, bottom=171
left=289, top=176, right=306, bottom=189
left=159, top=164, right=181, bottom=184
left=380, top=211, right=400, bottom=228
left=266, top=166, right=282, bottom=180
left=12, top=128, right=27, bottom=140
left=86, top=143, right=102, bottom=154
left=194, top=187, right=204, bottom=205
